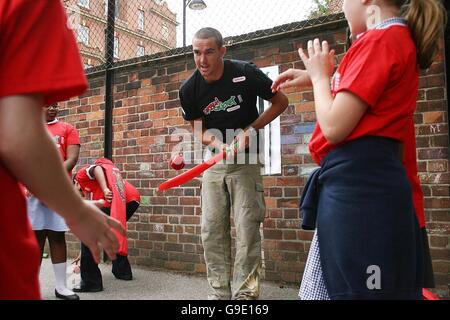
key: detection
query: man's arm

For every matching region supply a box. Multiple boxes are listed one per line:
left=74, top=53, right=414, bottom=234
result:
left=248, top=91, right=289, bottom=130
left=0, top=94, right=123, bottom=263
left=64, top=144, right=80, bottom=172
left=234, top=91, right=289, bottom=151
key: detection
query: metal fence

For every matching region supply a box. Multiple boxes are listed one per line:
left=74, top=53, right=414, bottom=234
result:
left=64, top=0, right=344, bottom=73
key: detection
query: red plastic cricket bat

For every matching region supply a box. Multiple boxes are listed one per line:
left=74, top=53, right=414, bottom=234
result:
left=158, top=142, right=238, bottom=192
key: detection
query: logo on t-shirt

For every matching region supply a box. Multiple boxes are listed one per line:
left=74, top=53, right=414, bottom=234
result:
left=203, top=96, right=240, bottom=115
left=52, top=135, right=62, bottom=148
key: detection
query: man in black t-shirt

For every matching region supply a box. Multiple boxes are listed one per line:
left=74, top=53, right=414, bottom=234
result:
left=179, top=27, right=288, bottom=300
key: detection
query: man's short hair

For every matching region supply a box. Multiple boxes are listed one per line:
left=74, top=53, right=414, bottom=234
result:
left=193, top=27, right=223, bottom=47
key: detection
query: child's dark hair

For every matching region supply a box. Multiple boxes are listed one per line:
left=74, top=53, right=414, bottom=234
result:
left=391, top=0, right=446, bottom=69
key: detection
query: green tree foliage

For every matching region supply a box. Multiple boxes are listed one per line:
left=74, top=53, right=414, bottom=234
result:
left=309, top=0, right=335, bottom=19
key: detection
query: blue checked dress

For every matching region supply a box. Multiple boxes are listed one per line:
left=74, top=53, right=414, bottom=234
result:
left=298, top=231, right=330, bottom=300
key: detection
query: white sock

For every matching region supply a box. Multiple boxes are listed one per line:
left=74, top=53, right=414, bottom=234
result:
left=52, top=262, right=75, bottom=296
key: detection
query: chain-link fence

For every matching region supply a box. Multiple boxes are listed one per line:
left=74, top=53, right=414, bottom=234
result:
left=64, top=0, right=344, bottom=73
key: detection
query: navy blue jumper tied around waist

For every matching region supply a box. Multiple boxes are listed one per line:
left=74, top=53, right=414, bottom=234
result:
left=299, top=137, right=424, bottom=299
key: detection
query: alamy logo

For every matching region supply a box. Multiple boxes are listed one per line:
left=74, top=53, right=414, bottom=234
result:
left=366, top=5, right=382, bottom=29
left=366, top=265, right=381, bottom=290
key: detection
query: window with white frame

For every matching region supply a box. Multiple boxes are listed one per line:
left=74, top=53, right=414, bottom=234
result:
left=258, top=66, right=281, bottom=175
left=138, top=10, right=145, bottom=30
left=136, top=45, right=145, bottom=57
left=77, top=25, right=90, bottom=45
left=114, top=36, right=119, bottom=58
left=162, top=23, right=169, bottom=41
left=77, top=0, right=90, bottom=9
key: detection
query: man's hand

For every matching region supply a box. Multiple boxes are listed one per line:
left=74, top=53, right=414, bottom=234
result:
left=233, top=127, right=256, bottom=153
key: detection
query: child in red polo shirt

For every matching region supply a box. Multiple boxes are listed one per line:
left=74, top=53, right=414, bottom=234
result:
left=74, top=159, right=141, bottom=292
left=272, top=0, right=445, bottom=299
left=0, top=0, right=124, bottom=300
left=27, top=103, right=82, bottom=300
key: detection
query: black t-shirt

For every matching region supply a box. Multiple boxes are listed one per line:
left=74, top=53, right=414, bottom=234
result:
left=179, top=59, right=275, bottom=144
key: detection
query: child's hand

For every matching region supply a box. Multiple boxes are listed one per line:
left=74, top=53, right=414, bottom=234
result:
left=299, top=39, right=335, bottom=84
left=65, top=201, right=125, bottom=264
left=103, top=187, right=113, bottom=202
left=271, top=68, right=311, bottom=92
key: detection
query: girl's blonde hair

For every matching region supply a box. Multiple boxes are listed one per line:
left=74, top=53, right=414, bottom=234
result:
left=391, top=0, right=446, bottom=69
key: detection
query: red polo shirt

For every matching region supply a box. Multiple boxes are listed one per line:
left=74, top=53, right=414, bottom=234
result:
left=0, top=0, right=87, bottom=299
left=309, top=26, right=425, bottom=227
left=76, top=166, right=141, bottom=206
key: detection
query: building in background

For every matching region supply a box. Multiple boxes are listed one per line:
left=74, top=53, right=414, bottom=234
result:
left=64, top=0, right=178, bottom=68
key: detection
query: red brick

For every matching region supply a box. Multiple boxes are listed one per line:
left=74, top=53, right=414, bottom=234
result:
left=431, top=186, right=449, bottom=197
left=167, top=234, right=178, bottom=243
left=426, top=88, right=445, bottom=100
left=284, top=187, right=299, bottom=197
left=295, top=102, right=315, bottom=113
left=430, top=135, right=449, bottom=148
left=427, top=160, right=448, bottom=172
left=256, top=46, right=280, bottom=57
left=297, top=230, right=314, bottom=241
left=253, top=56, right=274, bottom=68
left=262, top=218, right=276, bottom=228
left=284, top=209, right=299, bottom=219
left=283, top=230, right=297, bottom=240
left=269, top=188, right=282, bottom=197
left=429, top=236, right=449, bottom=248
left=432, top=261, right=449, bottom=274
left=180, top=216, right=200, bottom=225
left=149, top=215, right=167, bottom=223
left=263, top=229, right=282, bottom=240
left=276, top=177, right=302, bottom=186
left=176, top=234, right=198, bottom=244
left=423, top=111, right=445, bottom=124
left=264, top=197, right=277, bottom=209
left=418, top=148, right=448, bottom=160
left=430, top=248, right=450, bottom=260
left=302, top=112, right=317, bottom=122
left=430, top=211, right=450, bottom=222
left=424, top=198, right=450, bottom=209
left=277, top=199, right=299, bottom=209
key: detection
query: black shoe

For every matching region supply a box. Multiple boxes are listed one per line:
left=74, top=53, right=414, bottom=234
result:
left=72, top=285, right=103, bottom=293
left=113, top=272, right=133, bottom=281
left=55, top=289, right=80, bottom=300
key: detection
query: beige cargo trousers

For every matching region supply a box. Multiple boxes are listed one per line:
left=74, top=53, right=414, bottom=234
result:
left=201, top=160, right=266, bottom=300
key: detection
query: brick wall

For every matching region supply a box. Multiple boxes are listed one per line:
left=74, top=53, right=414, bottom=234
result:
left=61, top=16, right=450, bottom=298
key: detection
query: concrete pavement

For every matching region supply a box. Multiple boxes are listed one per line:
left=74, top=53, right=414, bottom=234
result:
left=38, top=258, right=299, bottom=300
